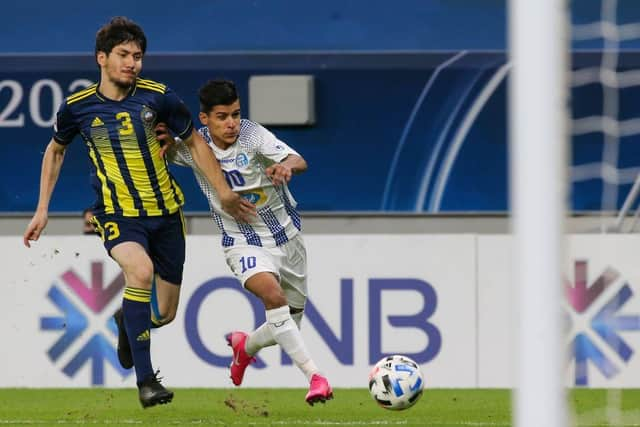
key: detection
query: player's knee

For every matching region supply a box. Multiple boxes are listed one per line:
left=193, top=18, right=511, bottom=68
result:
left=127, top=264, right=154, bottom=288
left=262, top=288, right=288, bottom=310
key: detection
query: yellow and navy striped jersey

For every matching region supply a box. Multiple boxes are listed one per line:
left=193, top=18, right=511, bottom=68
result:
left=53, top=78, right=193, bottom=217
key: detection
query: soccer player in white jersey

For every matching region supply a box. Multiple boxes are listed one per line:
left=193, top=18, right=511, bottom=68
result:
left=157, top=79, right=333, bottom=405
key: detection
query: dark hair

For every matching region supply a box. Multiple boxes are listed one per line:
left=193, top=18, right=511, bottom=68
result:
left=95, top=16, right=147, bottom=56
left=198, top=79, right=239, bottom=113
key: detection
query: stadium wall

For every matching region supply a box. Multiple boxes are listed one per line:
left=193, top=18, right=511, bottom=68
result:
left=3, top=52, right=640, bottom=214
left=0, top=0, right=507, bottom=52
left=2, top=234, right=639, bottom=388
left=2, top=1, right=637, bottom=53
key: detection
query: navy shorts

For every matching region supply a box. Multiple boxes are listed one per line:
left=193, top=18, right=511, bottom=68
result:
left=93, top=211, right=186, bottom=285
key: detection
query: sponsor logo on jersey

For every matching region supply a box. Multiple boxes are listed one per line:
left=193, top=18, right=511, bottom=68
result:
left=240, top=189, right=266, bottom=205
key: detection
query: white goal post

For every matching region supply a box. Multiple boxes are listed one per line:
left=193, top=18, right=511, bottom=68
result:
left=508, top=0, right=569, bottom=427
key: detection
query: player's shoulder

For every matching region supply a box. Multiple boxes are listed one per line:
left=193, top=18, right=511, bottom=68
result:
left=135, top=77, right=168, bottom=95
left=239, top=119, right=273, bottom=141
left=197, top=125, right=212, bottom=142
left=237, top=119, right=266, bottom=149
left=239, top=119, right=266, bottom=134
left=65, top=83, right=99, bottom=107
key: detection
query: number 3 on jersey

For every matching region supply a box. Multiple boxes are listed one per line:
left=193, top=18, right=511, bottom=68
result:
left=98, top=221, right=121, bottom=241
left=116, top=112, right=134, bottom=136
left=240, top=256, right=256, bottom=273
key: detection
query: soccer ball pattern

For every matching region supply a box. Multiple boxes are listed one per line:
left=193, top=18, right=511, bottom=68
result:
left=368, top=355, right=424, bottom=410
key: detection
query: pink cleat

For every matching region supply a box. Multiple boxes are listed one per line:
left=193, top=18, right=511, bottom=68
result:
left=305, top=373, right=333, bottom=405
left=225, top=331, right=256, bottom=386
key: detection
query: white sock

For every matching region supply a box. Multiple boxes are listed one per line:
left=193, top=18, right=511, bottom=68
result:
left=245, top=309, right=303, bottom=355
left=245, top=323, right=272, bottom=355
left=266, top=306, right=318, bottom=381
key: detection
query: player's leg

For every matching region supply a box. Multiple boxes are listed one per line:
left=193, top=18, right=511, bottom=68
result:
left=242, top=305, right=304, bottom=355
left=244, top=271, right=332, bottom=405
left=150, top=274, right=180, bottom=327
left=110, top=242, right=154, bottom=374
left=225, top=303, right=304, bottom=386
left=112, top=274, right=178, bottom=368
left=147, top=210, right=185, bottom=327
left=227, top=238, right=331, bottom=403
left=225, top=245, right=284, bottom=385
left=95, top=215, right=172, bottom=408
left=111, top=241, right=172, bottom=407
left=243, top=245, right=308, bottom=354
left=276, top=235, right=332, bottom=405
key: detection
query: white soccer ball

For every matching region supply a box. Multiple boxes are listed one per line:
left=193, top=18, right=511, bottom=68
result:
left=368, top=355, right=424, bottom=410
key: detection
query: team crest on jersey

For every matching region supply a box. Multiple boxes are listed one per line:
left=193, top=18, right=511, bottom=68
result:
left=142, top=109, right=156, bottom=123
left=236, top=153, right=249, bottom=168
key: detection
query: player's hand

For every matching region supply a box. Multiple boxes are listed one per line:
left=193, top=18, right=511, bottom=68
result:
left=265, top=163, right=292, bottom=186
left=220, top=190, right=257, bottom=223
left=154, top=122, right=174, bottom=158
left=23, top=209, right=48, bottom=248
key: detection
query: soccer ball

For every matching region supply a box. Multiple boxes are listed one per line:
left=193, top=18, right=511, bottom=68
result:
left=368, top=355, right=424, bottom=410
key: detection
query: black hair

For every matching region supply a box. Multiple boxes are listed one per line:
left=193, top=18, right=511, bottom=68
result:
left=95, top=16, right=147, bottom=56
left=198, top=79, right=239, bottom=113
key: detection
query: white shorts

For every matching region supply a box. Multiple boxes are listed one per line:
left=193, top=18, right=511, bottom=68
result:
left=224, top=234, right=308, bottom=309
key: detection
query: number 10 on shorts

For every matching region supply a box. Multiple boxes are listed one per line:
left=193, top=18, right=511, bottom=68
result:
left=240, top=256, right=256, bottom=273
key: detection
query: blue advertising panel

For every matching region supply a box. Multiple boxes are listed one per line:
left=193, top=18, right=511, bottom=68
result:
left=1, top=52, right=639, bottom=213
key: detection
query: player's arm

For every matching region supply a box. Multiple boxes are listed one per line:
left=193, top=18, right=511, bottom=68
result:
left=23, top=138, right=67, bottom=247
left=181, top=129, right=256, bottom=221
left=265, top=154, right=308, bottom=186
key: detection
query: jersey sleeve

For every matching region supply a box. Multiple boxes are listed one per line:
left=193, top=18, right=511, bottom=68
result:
left=159, top=87, right=194, bottom=140
left=167, top=137, right=196, bottom=168
left=257, top=123, right=299, bottom=162
left=52, top=100, right=78, bottom=145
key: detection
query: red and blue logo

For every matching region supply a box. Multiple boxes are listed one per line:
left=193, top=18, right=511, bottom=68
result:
left=566, top=260, right=640, bottom=385
left=40, top=262, right=132, bottom=385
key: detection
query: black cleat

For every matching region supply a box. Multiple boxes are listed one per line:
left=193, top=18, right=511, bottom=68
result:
left=138, top=371, right=174, bottom=408
left=113, top=308, right=133, bottom=369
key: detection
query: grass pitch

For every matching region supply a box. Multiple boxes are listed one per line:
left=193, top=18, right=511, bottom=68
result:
left=0, top=388, right=639, bottom=426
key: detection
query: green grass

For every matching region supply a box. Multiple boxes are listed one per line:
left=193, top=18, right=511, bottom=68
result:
left=0, top=388, right=639, bottom=426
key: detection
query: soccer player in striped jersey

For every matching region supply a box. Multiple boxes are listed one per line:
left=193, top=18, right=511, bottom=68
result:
left=157, top=79, right=333, bottom=405
left=22, top=18, right=254, bottom=408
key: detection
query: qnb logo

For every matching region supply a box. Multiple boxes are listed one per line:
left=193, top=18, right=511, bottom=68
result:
left=185, top=277, right=441, bottom=368
left=39, top=262, right=131, bottom=385
left=566, top=260, right=640, bottom=386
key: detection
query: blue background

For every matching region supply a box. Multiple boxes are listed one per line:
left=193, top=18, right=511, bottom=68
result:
left=2, top=1, right=640, bottom=213
left=1, top=52, right=512, bottom=212
left=0, top=0, right=508, bottom=52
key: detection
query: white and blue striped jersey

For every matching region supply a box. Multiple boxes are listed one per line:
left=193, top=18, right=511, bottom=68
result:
left=171, top=119, right=302, bottom=248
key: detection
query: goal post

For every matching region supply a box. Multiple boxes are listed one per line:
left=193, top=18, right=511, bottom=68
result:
left=508, top=0, right=569, bottom=426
